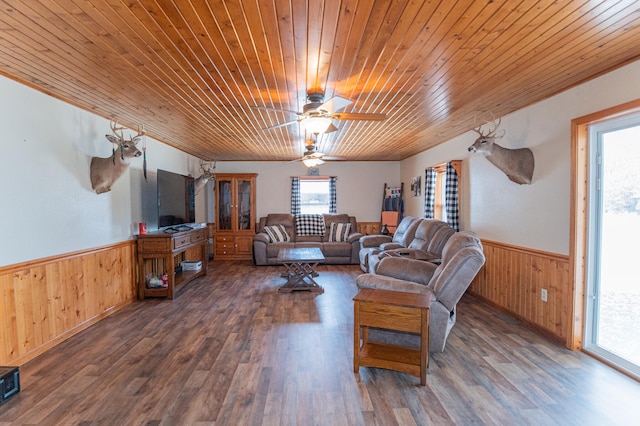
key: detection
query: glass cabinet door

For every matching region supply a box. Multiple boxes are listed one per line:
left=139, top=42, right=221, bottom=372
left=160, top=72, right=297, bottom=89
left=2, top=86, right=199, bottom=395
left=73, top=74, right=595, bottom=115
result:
left=217, top=179, right=233, bottom=231
left=237, top=179, right=252, bottom=231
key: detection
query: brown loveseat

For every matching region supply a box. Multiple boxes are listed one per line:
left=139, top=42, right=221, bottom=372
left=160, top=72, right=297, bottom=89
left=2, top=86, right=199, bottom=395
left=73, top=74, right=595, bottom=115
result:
left=253, top=213, right=363, bottom=265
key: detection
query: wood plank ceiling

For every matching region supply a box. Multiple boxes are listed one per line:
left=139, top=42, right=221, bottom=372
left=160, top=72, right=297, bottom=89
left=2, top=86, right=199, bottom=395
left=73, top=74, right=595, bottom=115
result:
left=1, top=1, right=639, bottom=162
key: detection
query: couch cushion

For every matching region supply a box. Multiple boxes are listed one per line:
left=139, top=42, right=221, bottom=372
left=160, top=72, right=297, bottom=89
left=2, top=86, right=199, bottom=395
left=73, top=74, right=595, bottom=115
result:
left=262, top=224, right=291, bottom=242
left=323, top=213, right=351, bottom=225
left=296, top=214, right=325, bottom=236
left=266, top=213, right=295, bottom=227
left=323, top=242, right=352, bottom=257
left=328, top=222, right=351, bottom=242
left=323, top=214, right=353, bottom=242
left=265, top=214, right=296, bottom=241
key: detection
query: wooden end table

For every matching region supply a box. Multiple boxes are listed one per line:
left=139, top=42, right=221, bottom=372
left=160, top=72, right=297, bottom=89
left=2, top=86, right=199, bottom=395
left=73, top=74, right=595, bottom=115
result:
left=277, top=247, right=325, bottom=293
left=353, top=288, right=431, bottom=385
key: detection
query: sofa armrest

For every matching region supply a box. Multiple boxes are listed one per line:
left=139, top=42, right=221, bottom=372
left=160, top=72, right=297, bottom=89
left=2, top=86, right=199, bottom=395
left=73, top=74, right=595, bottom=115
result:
left=254, top=232, right=270, bottom=244
left=347, top=232, right=364, bottom=244
left=385, top=248, right=440, bottom=263
left=253, top=233, right=269, bottom=265
left=376, top=257, right=438, bottom=287
left=356, top=273, right=435, bottom=297
left=360, top=234, right=393, bottom=248
left=379, top=242, right=403, bottom=251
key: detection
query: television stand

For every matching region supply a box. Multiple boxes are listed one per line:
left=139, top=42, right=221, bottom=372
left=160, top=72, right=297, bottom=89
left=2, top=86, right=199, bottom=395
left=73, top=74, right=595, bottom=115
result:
left=136, top=227, right=207, bottom=299
left=163, top=224, right=194, bottom=233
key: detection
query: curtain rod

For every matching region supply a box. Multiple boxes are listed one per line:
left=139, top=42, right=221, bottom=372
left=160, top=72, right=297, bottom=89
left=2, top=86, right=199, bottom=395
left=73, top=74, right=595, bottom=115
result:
left=290, top=176, right=336, bottom=180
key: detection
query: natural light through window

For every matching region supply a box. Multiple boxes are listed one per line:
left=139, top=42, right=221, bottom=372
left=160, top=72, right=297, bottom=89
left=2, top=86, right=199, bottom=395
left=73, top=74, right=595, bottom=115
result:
left=299, top=179, right=330, bottom=214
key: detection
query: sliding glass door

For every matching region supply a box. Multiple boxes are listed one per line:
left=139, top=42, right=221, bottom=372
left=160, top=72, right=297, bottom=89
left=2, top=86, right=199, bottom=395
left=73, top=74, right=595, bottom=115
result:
left=585, top=113, right=640, bottom=378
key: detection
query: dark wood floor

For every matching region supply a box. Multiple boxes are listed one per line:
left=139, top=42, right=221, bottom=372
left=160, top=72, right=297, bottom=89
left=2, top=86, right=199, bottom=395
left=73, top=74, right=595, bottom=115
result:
left=1, top=261, right=639, bottom=425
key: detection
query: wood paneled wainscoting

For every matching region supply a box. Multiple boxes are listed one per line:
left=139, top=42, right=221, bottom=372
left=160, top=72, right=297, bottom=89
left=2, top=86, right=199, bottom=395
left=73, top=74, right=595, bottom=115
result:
left=357, top=222, right=383, bottom=236
left=0, top=241, right=137, bottom=366
left=469, top=239, right=571, bottom=345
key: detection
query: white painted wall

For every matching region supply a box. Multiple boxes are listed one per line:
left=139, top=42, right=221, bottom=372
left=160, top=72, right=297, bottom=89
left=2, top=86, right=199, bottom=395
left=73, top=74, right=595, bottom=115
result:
left=214, top=161, right=400, bottom=222
left=0, top=76, right=201, bottom=267
left=3, top=56, right=639, bottom=265
left=401, top=59, right=640, bottom=255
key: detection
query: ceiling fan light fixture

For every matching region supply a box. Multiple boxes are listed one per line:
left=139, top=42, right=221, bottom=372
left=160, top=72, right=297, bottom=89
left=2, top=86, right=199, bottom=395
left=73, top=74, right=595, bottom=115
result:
left=301, top=117, right=332, bottom=134
left=302, top=157, right=321, bottom=167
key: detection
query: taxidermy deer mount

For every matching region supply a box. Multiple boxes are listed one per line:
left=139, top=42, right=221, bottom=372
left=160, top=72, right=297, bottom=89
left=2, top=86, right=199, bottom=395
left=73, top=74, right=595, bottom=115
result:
left=194, top=160, right=216, bottom=194
left=90, top=119, right=145, bottom=194
left=467, top=117, right=534, bottom=185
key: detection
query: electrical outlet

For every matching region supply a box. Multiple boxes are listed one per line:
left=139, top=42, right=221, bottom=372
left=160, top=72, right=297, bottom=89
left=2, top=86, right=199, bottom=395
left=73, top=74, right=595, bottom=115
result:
left=541, top=288, right=548, bottom=302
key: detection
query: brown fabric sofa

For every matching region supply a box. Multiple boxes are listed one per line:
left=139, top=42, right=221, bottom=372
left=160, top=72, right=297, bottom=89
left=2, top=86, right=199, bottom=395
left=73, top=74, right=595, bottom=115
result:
left=253, top=213, right=363, bottom=265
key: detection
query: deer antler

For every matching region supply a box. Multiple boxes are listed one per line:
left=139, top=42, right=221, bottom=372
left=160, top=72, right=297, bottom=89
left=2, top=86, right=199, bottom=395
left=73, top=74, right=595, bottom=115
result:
left=109, top=119, right=145, bottom=143
left=109, top=119, right=125, bottom=141
left=485, top=117, right=501, bottom=137
left=473, top=115, right=502, bottom=138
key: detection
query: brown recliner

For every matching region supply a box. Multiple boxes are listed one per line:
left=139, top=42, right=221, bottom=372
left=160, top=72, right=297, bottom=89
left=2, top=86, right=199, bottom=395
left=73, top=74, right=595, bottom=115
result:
left=355, top=231, right=485, bottom=352
left=358, top=216, right=420, bottom=272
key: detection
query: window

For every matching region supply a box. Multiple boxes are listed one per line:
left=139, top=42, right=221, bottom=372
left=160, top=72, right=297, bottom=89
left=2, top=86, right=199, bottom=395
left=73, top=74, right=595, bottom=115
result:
left=299, top=178, right=330, bottom=214
left=425, top=161, right=461, bottom=231
left=433, top=164, right=448, bottom=222
left=291, top=176, right=337, bottom=215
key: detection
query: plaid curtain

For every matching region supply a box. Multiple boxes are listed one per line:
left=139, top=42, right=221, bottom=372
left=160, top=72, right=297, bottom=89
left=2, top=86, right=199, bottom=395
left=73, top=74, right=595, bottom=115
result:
left=291, top=177, right=300, bottom=215
left=329, top=176, right=337, bottom=214
left=424, top=168, right=436, bottom=219
left=445, top=162, right=459, bottom=231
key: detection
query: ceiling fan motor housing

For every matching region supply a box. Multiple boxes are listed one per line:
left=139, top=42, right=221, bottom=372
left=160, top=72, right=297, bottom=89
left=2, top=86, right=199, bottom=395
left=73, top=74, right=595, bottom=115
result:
left=306, top=92, right=325, bottom=103
left=303, top=92, right=327, bottom=116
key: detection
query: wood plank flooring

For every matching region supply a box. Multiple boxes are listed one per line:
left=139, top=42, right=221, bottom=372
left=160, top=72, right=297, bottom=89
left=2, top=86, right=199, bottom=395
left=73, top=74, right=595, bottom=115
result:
left=1, top=261, right=639, bottom=425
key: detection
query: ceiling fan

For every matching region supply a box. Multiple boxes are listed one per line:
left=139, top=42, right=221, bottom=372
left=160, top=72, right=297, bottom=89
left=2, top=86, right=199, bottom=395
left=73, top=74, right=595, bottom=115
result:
left=291, top=139, right=337, bottom=167
left=256, top=91, right=386, bottom=133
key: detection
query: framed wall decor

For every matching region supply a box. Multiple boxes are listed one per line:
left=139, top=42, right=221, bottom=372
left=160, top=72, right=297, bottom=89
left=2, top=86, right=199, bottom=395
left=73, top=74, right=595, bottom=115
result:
left=411, top=176, right=421, bottom=196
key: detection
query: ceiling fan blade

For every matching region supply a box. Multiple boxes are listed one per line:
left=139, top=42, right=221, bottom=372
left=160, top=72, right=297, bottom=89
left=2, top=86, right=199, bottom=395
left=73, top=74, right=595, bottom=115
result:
left=254, top=105, right=302, bottom=116
left=321, top=96, right=352, bottom=114
left=263, top=120, right=299, bottom=131
left=330, top=112, right=386, bottom=121
left=325, top=123, right=339, bottom=133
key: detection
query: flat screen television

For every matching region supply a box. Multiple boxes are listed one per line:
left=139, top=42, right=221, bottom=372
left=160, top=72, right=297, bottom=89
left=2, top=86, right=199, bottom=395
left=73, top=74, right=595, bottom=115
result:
left=157, top=169, right=195, bottom=229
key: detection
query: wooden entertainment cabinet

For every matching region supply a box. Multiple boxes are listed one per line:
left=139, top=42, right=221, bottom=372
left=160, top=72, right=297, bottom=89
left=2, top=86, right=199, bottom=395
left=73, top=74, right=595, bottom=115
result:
left=136, top=226, right=207, bottom=299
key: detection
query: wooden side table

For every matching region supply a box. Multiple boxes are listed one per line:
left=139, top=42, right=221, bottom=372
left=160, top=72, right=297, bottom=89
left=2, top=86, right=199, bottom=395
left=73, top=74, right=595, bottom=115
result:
left=353, top=288, right=432, bottom=385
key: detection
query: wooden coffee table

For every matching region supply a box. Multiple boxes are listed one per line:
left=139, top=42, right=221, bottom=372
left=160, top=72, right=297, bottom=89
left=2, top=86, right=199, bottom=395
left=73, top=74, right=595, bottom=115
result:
left=277, top=247, right=325, bottom=293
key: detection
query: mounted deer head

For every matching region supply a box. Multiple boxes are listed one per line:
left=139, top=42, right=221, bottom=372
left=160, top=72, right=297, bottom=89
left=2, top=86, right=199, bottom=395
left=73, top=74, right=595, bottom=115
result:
left=468, top=117, right=534, bottom=185
left=193, top=160, right=216, bottom=194
left=90, top=119, right=145, bottom=194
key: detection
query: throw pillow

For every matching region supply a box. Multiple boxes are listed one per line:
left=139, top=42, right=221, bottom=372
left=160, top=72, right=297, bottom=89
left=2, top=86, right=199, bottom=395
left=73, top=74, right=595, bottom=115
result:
left=296, top=214, right=325, bottom=236
left=328, top=222, right=351, bottom=242
left=262, top=224, right=291, bottom=242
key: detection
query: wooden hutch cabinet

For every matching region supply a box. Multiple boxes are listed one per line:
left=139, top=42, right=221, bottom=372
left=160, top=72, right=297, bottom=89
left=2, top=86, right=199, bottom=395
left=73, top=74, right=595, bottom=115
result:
left=214, top=173, right=257, bottom=260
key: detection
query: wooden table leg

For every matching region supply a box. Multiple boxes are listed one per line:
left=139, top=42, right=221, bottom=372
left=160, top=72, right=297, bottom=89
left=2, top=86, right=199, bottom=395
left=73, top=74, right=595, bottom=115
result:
left=278, top=261, right=324, bottom=293
left=354, top=300, right=360, bottom=373
left=420, top=306, right=429, bottom=386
